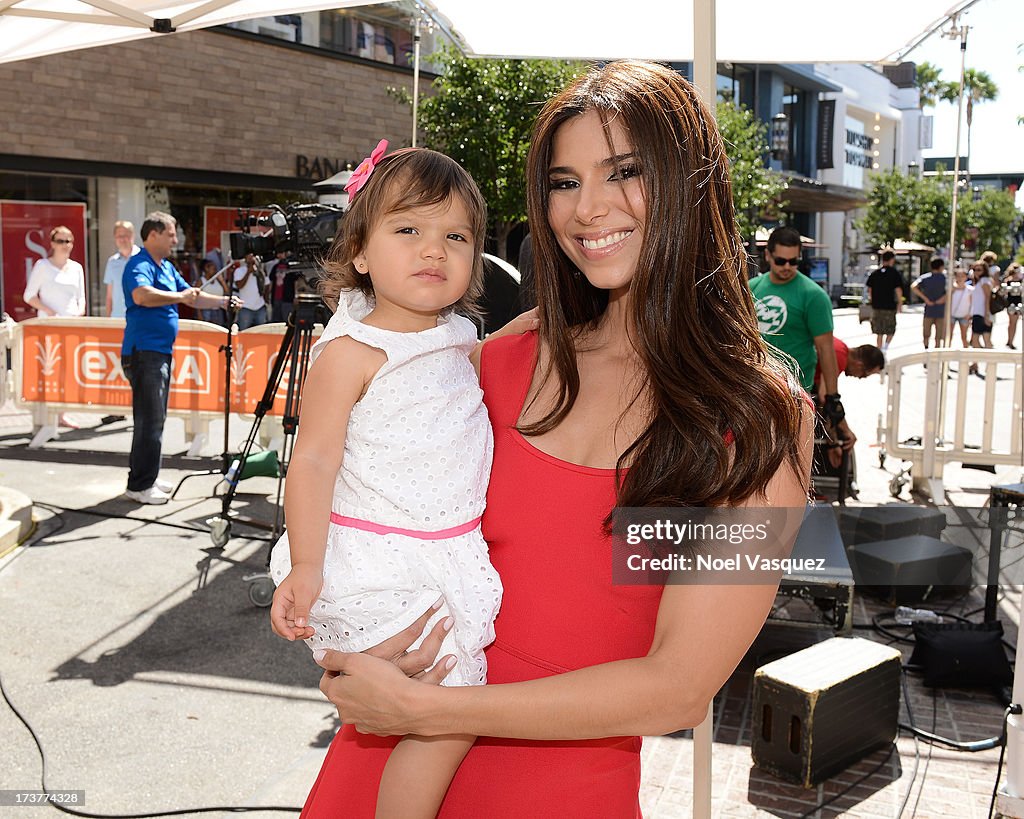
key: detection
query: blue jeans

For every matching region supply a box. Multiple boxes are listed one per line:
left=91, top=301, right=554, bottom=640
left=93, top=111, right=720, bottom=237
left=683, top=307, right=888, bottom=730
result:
left=236, top=305, right=267, bottom=330
left=122, top=350, right=171, bottom=492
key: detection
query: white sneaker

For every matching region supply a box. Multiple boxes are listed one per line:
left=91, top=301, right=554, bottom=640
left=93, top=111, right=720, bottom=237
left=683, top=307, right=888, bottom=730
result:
left=154, top=479, right=173, bottom=494
left=124, top=486, right=171, bottom=505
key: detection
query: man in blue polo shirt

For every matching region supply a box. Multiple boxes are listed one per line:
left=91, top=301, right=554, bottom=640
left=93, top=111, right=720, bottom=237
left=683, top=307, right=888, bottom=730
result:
left=121, top=211, right=241, bottom=504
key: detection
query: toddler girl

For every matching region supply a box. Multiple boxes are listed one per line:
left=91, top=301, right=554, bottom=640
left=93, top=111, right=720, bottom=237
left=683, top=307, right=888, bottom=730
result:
left=270, top=142, right=506, bottom=818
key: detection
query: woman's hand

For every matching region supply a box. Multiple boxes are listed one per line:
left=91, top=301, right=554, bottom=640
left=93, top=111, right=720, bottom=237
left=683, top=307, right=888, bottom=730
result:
left=315, top=649, right=445, bottom=736
left=312, top=602, right=456, bottom=732
left=357, top=599, right=456, bottom=680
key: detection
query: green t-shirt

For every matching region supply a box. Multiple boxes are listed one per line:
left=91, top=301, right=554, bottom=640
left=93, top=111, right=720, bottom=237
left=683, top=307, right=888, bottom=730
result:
left=749, top=272, right=834, bottom=391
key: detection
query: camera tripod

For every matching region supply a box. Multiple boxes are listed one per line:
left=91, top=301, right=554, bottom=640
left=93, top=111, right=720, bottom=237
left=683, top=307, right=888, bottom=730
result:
left=201, top=292, right=321, bottom=606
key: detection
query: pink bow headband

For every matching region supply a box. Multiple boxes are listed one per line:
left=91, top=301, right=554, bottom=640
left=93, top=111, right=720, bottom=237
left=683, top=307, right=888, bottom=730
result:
left=345, top=138, right=389, bottom=201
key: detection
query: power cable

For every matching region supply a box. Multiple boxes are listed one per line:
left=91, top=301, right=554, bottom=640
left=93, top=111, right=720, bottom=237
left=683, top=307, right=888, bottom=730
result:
left=0, top=668, right=300, bottom=817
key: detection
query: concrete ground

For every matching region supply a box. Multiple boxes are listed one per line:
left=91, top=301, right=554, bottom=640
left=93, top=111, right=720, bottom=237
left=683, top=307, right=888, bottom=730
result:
left=0, top=305, right=1021, bottom=818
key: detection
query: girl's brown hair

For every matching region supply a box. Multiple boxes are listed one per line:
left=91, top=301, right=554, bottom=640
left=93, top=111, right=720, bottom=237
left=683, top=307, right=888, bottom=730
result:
left=523, top=60, right=805, bottom=508
left=320, top=148, right=487, bottom=317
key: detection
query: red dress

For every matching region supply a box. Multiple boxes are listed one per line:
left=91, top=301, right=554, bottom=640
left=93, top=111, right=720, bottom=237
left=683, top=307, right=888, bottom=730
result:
left=301, top=331, right=664, bottom=817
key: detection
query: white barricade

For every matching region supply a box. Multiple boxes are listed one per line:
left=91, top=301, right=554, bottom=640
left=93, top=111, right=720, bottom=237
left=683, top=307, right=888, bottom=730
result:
left=879, top=348, right=1023, bottom=499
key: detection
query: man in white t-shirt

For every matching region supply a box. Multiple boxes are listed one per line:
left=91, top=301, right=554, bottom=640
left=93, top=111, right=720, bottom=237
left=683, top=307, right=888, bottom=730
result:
left=103, top=221, right=141, bottom=318
left=232, top=253, right=268, bottom=329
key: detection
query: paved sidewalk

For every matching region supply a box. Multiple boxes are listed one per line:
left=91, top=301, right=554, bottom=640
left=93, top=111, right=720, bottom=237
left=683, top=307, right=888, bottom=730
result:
left=0, top=306, right=1021, bottom=818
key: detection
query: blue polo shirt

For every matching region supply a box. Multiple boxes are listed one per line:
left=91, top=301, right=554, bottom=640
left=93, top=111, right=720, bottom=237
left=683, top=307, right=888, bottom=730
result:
left=122, top=248, right=190, bottom=356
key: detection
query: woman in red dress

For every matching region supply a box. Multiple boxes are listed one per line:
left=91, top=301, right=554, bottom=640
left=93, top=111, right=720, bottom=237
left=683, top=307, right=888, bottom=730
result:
left=306, top=60, right=813, bottom=817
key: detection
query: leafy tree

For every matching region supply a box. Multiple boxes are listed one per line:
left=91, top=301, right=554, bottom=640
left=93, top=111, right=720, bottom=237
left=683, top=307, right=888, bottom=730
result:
left=716, top=101, right=788, bottom=239
left=960, top=188, right=1021, bottom=258
left=910, top=173, right=953, bottom=249
left=856, top=170, right=918, bottom=247
left=859, top=167, right=1021, bottom=258
left=391, top=47, right=583, bottom=258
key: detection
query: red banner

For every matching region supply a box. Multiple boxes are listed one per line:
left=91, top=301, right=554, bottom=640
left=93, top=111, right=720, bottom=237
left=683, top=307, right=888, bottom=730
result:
left=1, top=201, right=88, bottom=323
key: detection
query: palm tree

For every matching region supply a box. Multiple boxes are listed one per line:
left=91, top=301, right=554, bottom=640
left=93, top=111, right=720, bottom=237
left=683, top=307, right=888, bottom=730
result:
left=950, top=68, right=999, bottom=187
left=913, top=61, right=946, bottom=108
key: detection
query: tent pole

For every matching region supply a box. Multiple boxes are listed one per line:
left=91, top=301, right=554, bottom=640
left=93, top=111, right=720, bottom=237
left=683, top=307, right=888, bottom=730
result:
left=692, top=0, right=716, bottom=112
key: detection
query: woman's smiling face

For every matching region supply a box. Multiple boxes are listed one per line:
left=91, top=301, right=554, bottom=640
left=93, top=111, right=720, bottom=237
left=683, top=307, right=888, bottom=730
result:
left=546, top=110, right=646, bottom=297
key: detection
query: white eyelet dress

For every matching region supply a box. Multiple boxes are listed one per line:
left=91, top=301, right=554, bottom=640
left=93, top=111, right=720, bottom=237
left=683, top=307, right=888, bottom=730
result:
left=269, top=290, right=501, bottom=686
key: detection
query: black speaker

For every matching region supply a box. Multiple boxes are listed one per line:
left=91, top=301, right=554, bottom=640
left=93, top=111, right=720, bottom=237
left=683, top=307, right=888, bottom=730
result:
left=837, top=504, right=947, bottom=546
left=752, top=637, right=901, bottom=787
left=847, top=535, right=972, bottom=604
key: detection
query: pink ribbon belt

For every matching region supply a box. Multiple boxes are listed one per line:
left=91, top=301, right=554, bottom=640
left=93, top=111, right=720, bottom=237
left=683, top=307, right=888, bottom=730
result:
left=329, top=512, right=482, bottom=541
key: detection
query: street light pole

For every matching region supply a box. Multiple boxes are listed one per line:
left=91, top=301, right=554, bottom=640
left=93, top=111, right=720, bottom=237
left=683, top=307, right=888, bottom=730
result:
left=411, top=15, right=421, bottom=147
left=935, top=19, right=969, bottom=471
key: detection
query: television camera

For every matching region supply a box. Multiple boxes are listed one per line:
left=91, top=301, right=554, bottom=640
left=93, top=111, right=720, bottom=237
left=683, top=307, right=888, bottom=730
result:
left=229, top=202, right=344, bottom=268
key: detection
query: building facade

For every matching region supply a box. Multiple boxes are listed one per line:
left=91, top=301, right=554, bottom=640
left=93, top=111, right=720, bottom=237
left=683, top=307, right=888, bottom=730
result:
left=0, top=4, right=433, bottom=317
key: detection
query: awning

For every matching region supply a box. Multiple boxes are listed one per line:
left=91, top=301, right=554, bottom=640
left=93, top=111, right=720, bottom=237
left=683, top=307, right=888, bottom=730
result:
left=753, top=227, right=826, bottom=248
left=780, top=175, right=869, bottom=214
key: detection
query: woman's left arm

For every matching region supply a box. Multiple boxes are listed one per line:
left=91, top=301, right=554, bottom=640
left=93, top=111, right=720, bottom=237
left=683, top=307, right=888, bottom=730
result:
left=320, top=401, right=814, bottom=740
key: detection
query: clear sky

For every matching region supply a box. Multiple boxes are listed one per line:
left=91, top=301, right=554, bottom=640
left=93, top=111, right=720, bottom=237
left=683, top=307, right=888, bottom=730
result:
left=905, top=0, right=1022, bottom=206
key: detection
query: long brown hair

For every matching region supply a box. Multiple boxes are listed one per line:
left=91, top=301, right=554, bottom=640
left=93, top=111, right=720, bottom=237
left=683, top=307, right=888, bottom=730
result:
left=523, top=60, right=804, bottom=507
left=320, top=148, right=487, bottom=317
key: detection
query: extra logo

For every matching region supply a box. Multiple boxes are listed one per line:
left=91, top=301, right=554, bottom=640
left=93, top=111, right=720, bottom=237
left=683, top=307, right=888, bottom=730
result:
left=72, top=342, right=213, bottom=394
left=754, top=295, right=788, bottom=336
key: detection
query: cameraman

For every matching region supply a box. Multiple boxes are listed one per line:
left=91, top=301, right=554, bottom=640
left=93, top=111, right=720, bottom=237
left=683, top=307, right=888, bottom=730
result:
left=232, top=252, right=268, bottom=329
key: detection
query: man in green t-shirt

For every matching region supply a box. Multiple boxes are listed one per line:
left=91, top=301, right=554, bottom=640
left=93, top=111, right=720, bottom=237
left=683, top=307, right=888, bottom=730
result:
left=749, top=227, right=855, bottom=456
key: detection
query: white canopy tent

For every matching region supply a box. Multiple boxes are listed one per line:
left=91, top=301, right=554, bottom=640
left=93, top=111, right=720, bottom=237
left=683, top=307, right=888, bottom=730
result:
left=0, top=0, right=976, bottom=72
left=0, top=0, right=994, bottom=815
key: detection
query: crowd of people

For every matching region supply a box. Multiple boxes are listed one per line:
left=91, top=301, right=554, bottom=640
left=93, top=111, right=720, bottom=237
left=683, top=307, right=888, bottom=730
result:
left=861, top=247, right=1020, bottom=360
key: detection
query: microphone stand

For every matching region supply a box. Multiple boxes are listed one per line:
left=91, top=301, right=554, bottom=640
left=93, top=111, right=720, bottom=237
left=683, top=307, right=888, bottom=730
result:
left=171, top=261, right=241, bottom=498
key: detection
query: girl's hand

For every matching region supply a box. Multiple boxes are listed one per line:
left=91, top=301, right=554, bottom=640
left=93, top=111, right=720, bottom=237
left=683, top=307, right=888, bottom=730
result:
left=314, top=649, right=448, bottom=736
left=487, top=308, right=539, bottom=340
left=270, top=563, right=322, bottom=641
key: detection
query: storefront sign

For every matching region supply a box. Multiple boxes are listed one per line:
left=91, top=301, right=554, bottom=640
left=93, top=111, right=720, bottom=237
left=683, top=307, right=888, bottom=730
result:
left=0, top=201, right=88, bottom=323
left=842, top=119, right=871, bottom=189
left=816, top=100, right=836, bottom=170
left=295, top=155, right=353, bottom=181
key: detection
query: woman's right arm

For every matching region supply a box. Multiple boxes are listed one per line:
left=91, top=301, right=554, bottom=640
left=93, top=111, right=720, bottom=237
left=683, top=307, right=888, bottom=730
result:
left=23, top=261, right=52, bottom=316
left=270, top=336, right=385, bottom=640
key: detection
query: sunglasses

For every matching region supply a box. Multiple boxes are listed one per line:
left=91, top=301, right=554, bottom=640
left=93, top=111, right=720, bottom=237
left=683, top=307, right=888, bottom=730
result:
left=772, top=255, right=800, bottom=267
left=52, top=238, right=74, bottom=244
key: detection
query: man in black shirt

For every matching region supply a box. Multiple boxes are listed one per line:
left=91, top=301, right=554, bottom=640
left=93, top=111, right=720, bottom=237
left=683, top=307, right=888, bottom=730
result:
left=866, top=250, right=904, bottom=353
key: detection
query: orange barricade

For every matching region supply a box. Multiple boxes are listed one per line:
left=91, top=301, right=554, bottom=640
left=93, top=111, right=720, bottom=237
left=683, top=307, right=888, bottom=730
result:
left=10, top=317, right=323, bottom=447
left=229, top=323, right=323, bottom=418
